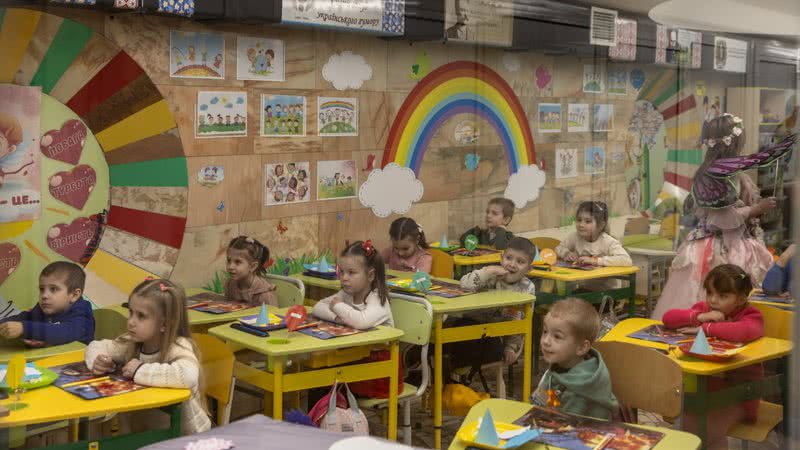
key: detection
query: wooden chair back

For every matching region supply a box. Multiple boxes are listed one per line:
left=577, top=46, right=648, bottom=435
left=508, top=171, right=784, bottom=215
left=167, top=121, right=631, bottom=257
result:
left=192, top=333, right=235, bottom=425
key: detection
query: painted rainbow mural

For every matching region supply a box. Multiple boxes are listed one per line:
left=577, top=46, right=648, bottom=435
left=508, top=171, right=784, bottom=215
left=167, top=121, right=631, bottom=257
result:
left=382, top=61, right=535, bottom=175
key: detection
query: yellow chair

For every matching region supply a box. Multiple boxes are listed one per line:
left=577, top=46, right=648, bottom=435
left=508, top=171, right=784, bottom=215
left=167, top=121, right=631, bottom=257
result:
left=264, top=274, right=305, bottom=308
left=192, top=333, right=235, bottom=426
left=530, top=237, right=560, bottom=253
left=93, top=308, right=128, bottom=340
left=659, top=213, right=680, bottom=240
left=429, top=248, right=454, bottom=279
left=727, top=303, right=792, bottom=447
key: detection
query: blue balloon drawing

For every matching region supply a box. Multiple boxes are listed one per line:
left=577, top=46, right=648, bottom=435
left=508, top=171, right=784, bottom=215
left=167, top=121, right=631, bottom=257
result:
left=630, top=69, right=645, bottom=90
left=465, top=153, right=480, bottom=171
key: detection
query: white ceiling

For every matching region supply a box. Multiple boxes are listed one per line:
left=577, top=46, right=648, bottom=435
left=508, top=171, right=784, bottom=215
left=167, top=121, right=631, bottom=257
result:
left=649, top=0, right=800, bottom=36
left=570, top=0, right=669, bottom=16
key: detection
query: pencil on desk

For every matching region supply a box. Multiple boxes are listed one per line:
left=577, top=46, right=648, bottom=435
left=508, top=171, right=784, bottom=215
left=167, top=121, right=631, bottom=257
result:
left=61, top=376, right=110, bottom=388
left=188, top=302, right=209, bottom=309
left=593, top=433, right=614, bottom=450
left=294, top=321, right=320, bottom=331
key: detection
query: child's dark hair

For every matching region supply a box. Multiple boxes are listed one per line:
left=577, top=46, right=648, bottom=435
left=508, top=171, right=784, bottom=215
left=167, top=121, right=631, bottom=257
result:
left=703, top=264, right=753, bottom=298
left=40, top=261, right=85, bottom=293
left=505, top=237, right=538, bottom=264
left=341, top=240, right=390, bottom=306
left=228, top=236, right=270, bottom=276
left=489, top=197, right=515, bottom=221
left=389, top=217, right=429, bottom=249
left=576, top=201, right=609, bottom=233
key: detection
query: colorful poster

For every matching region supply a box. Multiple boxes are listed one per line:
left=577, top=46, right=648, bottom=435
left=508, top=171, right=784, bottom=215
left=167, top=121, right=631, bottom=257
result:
left=537, top=103, right=562, bottom=133
left=196, top=92, right=247, bottom=138
left=607, top=68, right=628, bottom=95
left=455, top=120, right=480, bottom=144
left=261, top=95, right=306, bottom=137
left=555, top=148, right=578, bottom=179
left=593, top=104, right=614, bottom=132
left=282, top=0, right=404, bottom=35
left=236, top=36, right=285, bottom=81
left=317, top=160, right=357, bottom=200
left=169, top=31, right=225, bottom=79
left=714, top=37, right=748, bottom=73
left=584, top=146, right=606, bottom=174
left=318, top=97, right=358, bottom=137
left=656, top=26, right=702, bottom=68
left=0, top=85, right=41, bottom=223
left=445, top=0, right=513, bottom=47
left=265, top=162, right=310, bottom=206
left=582, top=65, right=604, bottom=94
left=567, top=104, right=589, bottom=132
left=608, top=17, right=637, bottom=61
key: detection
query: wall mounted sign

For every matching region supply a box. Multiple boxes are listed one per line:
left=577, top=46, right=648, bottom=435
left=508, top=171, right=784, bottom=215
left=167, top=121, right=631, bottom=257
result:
left=282, top=0, right=405, bottom=35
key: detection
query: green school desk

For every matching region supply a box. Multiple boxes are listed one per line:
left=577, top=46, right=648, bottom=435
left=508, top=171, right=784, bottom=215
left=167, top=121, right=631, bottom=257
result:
left=207, top=306, right=404, bottom=440
left=601, top=318, right=792, bottom=449
left=0, top=350, right=188, bottom=450
left=450, top=250, right=502, bottom=278
left=449, top=398, right=702, bottom=450
left=0, top=341, right=85, bottom=364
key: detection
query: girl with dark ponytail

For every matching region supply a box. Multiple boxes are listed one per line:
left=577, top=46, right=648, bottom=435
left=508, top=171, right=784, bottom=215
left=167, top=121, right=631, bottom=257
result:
left=224, top=236, right=277, bottom=306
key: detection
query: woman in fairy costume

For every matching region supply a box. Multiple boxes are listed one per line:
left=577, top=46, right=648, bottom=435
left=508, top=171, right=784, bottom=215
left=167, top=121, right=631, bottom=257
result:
left=652, top=114, right=795, bottom=319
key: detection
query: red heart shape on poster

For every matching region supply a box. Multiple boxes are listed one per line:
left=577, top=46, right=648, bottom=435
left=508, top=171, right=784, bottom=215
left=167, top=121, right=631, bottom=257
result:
left=285, top=304, right=308, bottom=332
left=46, top=217, right=98, bottom=263
left=48, top=164, right=96, bottom=210
left=0, top=243, right=21, bottom=286
left=40, top=119, right=87, bottom=165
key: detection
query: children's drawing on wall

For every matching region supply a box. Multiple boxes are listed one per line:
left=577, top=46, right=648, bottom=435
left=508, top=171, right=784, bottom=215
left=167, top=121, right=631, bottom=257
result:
left=567, top=103, right=589, bottom=132
left=197, top=165, right=224, bottom=187
left=535, top=65, right=553, bottom=97
left=537, top=103, right=562, bottom=133
left=409, top=49, right=431, bottom=81
left=502, top=53, right=520, bottom=72
left=265, top=161, right=310, bottom=206
left=318, top=97, right=358, bottom=137
left=323, top=51, right=373, bottom=90
left=582, top=64, right=604, bottom=94
left=627, top=100, right=666, bottom=210
left=464, top=153, right=480, bottom=171
left=169, top=31, right=225, bottom=79
left=0, top=85, right=41, bottom=223
left=196, top=91, right=247, bottom=138
left=584, top=146, right=606, bottom=174
left=261, top=95, right=306, bottom=137
left=555, top=147, right=578, bottom=179
left=593, top=104, right=614, bottom=132
left=630, top=68, right=646, bottom=90
left=656, top=26, right=701, bottom=68
left=454, top=120, right=480, bottom=144
left=236, top=36, right=285, bottom=81
left=317, top=160, right=357, bottom=200
left=607, top=68, right=628, bottom=95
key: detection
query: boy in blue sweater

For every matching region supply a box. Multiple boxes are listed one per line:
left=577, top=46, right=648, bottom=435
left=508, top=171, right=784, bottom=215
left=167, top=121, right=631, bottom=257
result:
left=0, top=261, right=94, bottom=345
left=763, top=244, right=794, bottom=295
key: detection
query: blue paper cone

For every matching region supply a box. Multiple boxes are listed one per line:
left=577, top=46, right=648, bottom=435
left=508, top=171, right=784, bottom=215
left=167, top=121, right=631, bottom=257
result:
left=255, top=304, right=269, bottom=327
left=690, top=327, right=712, bottom=355
left=475, top=409, right=499, bottom=446
left=440, top=233, right=448, bottom=248
left=504, top=429, right=542, bottom=449
left=319, top=256, right=330, bottom=272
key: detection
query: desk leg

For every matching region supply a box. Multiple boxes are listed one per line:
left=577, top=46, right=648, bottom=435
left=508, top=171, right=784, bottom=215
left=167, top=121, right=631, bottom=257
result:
left=696, top=375, right=708, bottom=450
left=434, top=316, right=444, bottom=450
left=523, top=303, right=533, bottom=401
left=272, top=355, right=284, bottom=420
left=388, top=341, right=399, bottom=441
left=628, top=273, right=637, bottom=318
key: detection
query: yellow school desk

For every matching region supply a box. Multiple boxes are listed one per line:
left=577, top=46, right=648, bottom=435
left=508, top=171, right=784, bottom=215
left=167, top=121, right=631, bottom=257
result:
left=450, top=250, right=502, bottom=278
left=450, top=398, right=702, bottom=450
left=0, top=341, right=85, bottom=364
left=748, top=290, right=795, bottom=311
left=207, top=306, right=404, bottom=440
left=0, top=350, right=189, bottom=450
left=602, top=318, right=793, bottom=449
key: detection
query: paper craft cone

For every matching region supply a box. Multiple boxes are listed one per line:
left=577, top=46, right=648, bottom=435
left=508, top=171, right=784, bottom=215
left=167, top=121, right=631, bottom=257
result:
left=440, top=233, right=448, bottom=248
left=255, top=304, right=270, bottom=327
left=319, top=256, right=330, bottom=272
left=505, top=429, right=542, bottom=449
left=286, top=305, right=307, bottom=332
left=690, top=327, right=712, bottom=355
left=475, top=409, right=499, bottom=446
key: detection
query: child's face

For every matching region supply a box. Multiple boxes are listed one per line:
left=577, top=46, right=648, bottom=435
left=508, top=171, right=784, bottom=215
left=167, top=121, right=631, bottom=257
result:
left=127, top=295, right=163, bottom=346
left=706, top=288, right=746, bottom=316
left=338, top=255, right=374, bottom=297
left=392, top=237, right=418, bottom=259
left=485, top=203, right=510, bottom=229
left=500, top=248, right=531, bottom=284
left=575, top=211, right=600, bottom=241
left=540, top=314, right=590, bottom=369
left=38, top=273, right=81, bottom=316
left=226, top=248, right=258, bottom=281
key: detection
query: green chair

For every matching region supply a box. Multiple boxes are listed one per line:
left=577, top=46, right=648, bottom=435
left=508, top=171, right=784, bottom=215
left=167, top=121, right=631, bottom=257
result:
left=264, top=274, right=305, bottom=308
left=93, top=308, right=128, bottom=340
left=357, top=293, right=432, bottom=445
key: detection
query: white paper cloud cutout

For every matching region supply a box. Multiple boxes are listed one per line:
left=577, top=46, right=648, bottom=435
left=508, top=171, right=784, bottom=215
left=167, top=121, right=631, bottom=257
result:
left=322, top=51, right=373, bottom=90
left=502, top=53, right=521, bottom=72
left=359, top=163, right=424, bottom=218
left=329, top=436, right=412, bottom=450
left=504, top=164, right=546, bottom=209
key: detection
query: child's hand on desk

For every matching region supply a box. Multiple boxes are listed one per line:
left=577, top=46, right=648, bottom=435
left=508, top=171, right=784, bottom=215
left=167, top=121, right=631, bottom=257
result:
left=697, top=310, right=725, bottom=323
left=577, top=256, right=598, bottom=265
left=0, top=322, right=23, bottom=339
left=562, top=254, right=578, bottom=263
left=485, top=266, right=508, bottom=277
left=92, top=354, right=116, bottom=375
left=122, top=359, right=143, bottom=379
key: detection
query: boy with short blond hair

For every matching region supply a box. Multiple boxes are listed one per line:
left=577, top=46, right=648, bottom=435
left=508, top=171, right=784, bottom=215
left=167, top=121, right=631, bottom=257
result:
left=0, top=261, right=94, bottom=345
left=460, top=197, right=516, bottom=249
left=532, top=298, right=618, bottom=419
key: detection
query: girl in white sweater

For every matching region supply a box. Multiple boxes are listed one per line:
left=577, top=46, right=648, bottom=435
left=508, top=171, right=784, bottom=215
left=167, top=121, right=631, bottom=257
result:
left=86, top=279, right=211, bottom=435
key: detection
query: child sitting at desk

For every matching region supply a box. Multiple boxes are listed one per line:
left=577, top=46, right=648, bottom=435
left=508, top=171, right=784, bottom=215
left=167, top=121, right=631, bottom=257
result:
left=662, top=264, right=764, bottom=450
left=532, top=298, right=618, bottom=420
left=86, top=278, right=211, bottom=435
left=0, top=261, right=94, bottom=346
left=763, top=243, right=794, bottom=295
left=225, top=235, right=277, bottom=306
left=382, top=217, right=432, bottom=273
left=460, top=197, right=516, bottom=250
left=458, top=237, right=537, bottom=366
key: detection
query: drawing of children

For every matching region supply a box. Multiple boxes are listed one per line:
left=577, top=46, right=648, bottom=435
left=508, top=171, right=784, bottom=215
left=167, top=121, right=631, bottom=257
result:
left=273, top=190, right=284, bottom=203
left=207, top=113, right=214, bottom=124
left=266, top=49, right=275, bottom=69
left=287, top=163, right=297, bottom=174
left=297, top=169, right=307, bottom=182
left=275, top=104, right=282, bottom=119
left=274, top=164, right=284, bottom=177
left=286, top=192, right=296, bottom=202
left=297, top=185, right=308, bottom=199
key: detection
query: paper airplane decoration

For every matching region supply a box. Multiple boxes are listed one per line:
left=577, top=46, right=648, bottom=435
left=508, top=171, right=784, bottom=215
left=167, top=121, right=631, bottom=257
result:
left=255, top=304, right=270, bottom=327
left=475, top=409, right=500, bottom=446
left=690, top=327, right=712, bottom=355
left=318, top=256, right=331, bottom=273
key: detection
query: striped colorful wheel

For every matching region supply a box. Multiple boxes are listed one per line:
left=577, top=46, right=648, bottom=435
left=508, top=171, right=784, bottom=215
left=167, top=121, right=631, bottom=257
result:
left=0, top=8, right=187, bottom=305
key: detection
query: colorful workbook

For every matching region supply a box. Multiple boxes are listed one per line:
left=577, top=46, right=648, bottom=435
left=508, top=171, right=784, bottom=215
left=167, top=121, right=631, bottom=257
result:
left=187, top=292, right=251, bottom=314
left=628, top=324, right=692, bottom=346
left=387, top=278, right=472, bottom=298
left=449, top=248, right=500, bottom=257
left=513, top=405, right=665, bottom=450
left=52, top=362, right=147, bottom=400
left=298, top=320, right=365, bottom=340
left=238, top=311, right=287, bottom=330
left=749, top=291, right=793, bottom=304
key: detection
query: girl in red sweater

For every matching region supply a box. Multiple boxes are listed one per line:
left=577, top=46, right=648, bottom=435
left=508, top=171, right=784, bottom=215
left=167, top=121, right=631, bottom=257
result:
left=663, top=264, right=764, bottom=450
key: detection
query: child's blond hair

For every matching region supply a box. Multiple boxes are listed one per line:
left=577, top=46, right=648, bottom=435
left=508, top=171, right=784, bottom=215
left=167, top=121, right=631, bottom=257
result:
left=547, top=298, right=600, bottom=342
